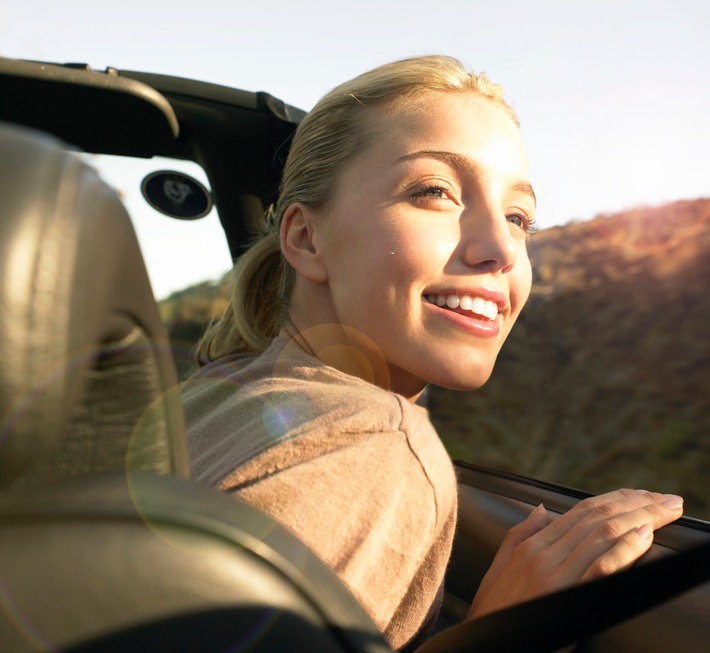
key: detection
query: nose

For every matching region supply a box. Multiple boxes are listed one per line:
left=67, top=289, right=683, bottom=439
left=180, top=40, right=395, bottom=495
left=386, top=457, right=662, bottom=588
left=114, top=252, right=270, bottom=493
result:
left=459, top=205, right=520, bottom=274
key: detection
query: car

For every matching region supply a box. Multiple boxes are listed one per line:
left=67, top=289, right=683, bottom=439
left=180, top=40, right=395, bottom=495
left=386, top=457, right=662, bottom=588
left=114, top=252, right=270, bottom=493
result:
left=0, top=56, right=708, bottom=653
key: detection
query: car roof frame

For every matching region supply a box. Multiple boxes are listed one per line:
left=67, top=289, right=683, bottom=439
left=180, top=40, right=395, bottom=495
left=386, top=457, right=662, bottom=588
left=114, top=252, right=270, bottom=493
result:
left=0, top=57, right=306, bottom=260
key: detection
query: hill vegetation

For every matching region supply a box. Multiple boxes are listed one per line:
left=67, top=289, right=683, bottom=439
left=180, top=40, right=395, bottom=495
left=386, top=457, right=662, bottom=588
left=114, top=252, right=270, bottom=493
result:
left=160, top=198, right=710, bottom=519
left=158, top=279, right=230, bottom=377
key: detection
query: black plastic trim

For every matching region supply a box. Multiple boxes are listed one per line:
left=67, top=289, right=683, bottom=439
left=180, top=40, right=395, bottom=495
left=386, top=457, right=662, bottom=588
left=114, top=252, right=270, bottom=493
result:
left=454, top=460, right=710, bottom=537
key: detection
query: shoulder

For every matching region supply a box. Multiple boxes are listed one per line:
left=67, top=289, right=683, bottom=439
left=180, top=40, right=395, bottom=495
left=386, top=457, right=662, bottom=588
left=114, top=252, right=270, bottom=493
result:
left=182, top=340, right=457, bottom=648
left=180, top=337, right=417, bottom=484
left=182, top=336, right=424, bottom=439
left=182, top=337, right=454, bottom=499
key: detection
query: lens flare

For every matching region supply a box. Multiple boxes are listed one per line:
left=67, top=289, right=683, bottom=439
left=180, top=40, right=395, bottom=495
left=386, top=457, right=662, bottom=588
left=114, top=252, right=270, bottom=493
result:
left=261, top=392, right=313, bottom=440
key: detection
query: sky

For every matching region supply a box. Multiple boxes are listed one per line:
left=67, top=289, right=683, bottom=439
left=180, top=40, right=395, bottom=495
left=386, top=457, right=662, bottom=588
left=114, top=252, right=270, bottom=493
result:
left=3, top=0, right=709, bottom=299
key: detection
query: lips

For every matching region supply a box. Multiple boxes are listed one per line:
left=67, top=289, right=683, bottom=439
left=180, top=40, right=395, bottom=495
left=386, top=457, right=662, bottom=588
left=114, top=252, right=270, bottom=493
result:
left=424, top=293, right=499, bottom=320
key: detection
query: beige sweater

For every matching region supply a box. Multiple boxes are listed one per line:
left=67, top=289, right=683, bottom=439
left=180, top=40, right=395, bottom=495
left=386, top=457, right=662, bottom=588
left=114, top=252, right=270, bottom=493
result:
left=182, top=337, right=458, bottom=650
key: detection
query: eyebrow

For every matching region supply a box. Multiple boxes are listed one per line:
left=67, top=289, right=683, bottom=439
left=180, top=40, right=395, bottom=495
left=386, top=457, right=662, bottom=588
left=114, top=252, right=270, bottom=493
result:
left=397, top=149, right=537, bottom=207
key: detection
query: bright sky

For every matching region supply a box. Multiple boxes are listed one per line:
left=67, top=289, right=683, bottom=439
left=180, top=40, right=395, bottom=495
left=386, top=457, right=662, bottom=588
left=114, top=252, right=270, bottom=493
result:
left=3, top=0, right=709, bottom=298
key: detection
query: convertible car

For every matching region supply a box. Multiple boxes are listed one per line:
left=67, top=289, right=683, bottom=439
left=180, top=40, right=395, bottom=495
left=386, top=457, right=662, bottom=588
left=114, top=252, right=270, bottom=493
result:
left=0, top=57, right=708, bottom=653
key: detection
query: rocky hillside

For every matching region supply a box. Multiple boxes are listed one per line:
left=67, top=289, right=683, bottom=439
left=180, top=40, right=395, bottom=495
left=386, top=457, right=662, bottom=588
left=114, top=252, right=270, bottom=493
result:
left=161, top=198, right=710, bottom=519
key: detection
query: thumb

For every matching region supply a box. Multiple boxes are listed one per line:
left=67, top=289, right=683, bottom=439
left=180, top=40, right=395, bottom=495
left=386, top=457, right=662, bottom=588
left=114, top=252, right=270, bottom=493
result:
left=517, top=503, right=550, bottom=540
left=467, top=504, right=550, bottom=620
left=495, top=504, right=550, bottom=564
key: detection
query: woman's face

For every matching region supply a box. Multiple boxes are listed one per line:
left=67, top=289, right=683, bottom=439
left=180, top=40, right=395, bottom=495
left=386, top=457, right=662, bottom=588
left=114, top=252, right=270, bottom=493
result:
left=299, top=93, right=534, bottom=399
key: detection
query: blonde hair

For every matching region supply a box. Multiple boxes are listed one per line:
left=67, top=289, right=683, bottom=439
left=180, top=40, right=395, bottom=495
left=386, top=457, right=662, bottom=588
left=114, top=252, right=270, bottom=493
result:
left=196, top=55, right=517, bottom=362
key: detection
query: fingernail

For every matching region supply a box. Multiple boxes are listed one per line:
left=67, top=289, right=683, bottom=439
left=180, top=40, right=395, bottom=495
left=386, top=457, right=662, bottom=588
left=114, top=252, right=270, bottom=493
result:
left=661, top=495, right=684, bottom=510
left=531, top=503, right=549, bottom=523
left=635, top=523, right=653, bottom=539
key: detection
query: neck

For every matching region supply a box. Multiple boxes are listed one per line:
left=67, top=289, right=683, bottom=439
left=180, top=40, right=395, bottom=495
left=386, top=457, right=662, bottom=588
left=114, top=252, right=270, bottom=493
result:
left=282, top=321, right=390, bottom=384
left=280, top=322, right=426, bottom=402
left=284, top=278, right=428, bottom=400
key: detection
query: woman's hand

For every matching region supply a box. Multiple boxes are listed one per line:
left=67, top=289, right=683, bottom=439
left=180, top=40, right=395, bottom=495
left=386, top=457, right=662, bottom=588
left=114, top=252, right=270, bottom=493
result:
left=468, top=489, right=684, bottom=619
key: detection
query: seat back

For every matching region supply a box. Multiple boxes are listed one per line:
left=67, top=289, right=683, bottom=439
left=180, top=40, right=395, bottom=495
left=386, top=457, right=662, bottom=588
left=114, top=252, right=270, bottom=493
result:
left=0, top=124, right=388, bottom=653
left=0, top=123, right=188, bottom=488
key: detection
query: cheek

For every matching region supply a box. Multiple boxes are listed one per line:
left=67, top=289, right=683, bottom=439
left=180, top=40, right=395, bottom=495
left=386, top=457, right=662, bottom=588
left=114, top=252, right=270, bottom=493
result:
left=387, top=229, right=456, bottom=278
left=358, top=227, right=420, bottom=279
left=513, top=252, right=533, bottom=310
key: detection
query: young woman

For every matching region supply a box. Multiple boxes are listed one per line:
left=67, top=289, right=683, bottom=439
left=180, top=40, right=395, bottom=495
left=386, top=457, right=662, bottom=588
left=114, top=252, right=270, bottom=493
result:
left=182, top=55, right=683, bottom=650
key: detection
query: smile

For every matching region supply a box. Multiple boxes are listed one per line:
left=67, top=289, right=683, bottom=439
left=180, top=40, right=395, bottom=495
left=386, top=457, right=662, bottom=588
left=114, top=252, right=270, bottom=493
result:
left=424, top=294, right=499, bottom=321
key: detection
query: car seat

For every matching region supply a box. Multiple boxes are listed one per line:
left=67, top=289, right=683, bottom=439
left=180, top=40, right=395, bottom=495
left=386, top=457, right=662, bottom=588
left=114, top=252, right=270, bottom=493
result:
left=0, top=122, right=389, bottom=653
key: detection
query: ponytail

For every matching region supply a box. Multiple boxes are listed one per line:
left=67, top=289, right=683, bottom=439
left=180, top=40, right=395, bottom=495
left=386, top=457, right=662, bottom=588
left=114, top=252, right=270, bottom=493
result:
left=195, top=231, right=294, bottom=362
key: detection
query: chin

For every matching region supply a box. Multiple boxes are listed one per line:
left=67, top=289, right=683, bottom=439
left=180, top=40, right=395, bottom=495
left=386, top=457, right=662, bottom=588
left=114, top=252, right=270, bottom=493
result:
left=427, top=366, right=495, bottom=392
left=430, top=353, right=498, bottom=391
left=437, top=378, right=490, bottom=392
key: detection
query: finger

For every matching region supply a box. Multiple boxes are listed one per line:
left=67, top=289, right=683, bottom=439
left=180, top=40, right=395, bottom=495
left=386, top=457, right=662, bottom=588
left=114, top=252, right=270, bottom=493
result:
left=555, top=494, right=683, bottom=576
left=579, top=522, right=655, bottom=582
left=468, top=504, right=551, bottom=618
left=559, top=492, right=684, bottom=551
left=485, top=504, right=550, bottom=576
left=497, top=504, right=549, bottom=558
left=532, top=489, right=682, bottom=551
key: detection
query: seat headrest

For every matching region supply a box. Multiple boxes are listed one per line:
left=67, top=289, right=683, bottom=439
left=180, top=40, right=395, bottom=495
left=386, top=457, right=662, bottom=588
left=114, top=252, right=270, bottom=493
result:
left=0, top=122, right=188, bottom=489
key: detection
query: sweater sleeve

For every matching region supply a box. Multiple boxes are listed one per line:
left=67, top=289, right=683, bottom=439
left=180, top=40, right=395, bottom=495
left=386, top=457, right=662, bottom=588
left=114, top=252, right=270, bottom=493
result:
left=219, top=396, right=457, bottom=650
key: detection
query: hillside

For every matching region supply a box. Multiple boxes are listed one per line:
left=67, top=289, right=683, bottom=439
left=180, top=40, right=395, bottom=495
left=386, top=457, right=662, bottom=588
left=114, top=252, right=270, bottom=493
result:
left=160, top=198, right=710, bottom=519
left=159, top=278, right=230, bottom=377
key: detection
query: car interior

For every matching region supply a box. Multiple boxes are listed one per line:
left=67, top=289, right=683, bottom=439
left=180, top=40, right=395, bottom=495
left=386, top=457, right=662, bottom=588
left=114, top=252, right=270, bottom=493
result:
left=0, top=57, right=709, bottom=652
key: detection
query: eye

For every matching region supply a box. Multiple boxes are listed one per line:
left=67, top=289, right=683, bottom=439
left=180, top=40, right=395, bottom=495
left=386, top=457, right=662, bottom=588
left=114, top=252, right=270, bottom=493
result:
left=410, top=182, right=457, bottom=205
left=412, top=184, right=448, bottom=199
left=506, top=211, right=538, bottom=235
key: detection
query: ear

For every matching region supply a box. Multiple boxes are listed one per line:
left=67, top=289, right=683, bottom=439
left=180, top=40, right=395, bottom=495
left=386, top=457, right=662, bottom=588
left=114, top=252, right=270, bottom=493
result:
left=280, top=202, right=329, bottom=283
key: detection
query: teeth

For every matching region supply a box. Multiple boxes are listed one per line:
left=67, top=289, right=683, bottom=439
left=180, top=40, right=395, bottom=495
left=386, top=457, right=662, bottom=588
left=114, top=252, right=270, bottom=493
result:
left=472, top=297, right=494, bottom=318
left=426, top=294, right=499, bottom=320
